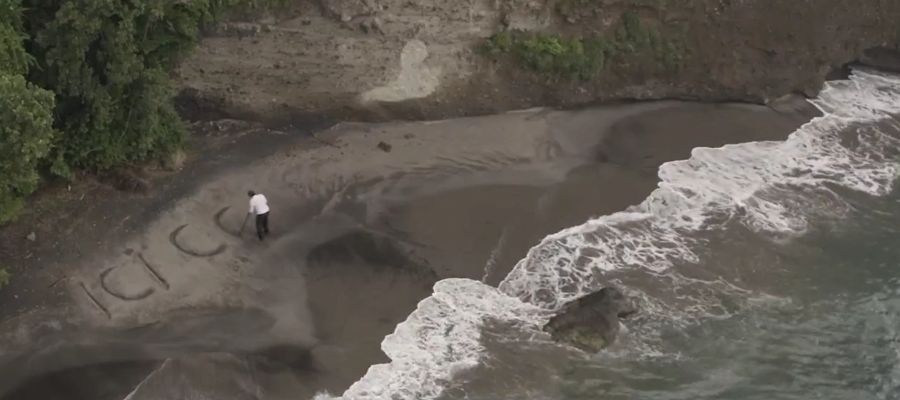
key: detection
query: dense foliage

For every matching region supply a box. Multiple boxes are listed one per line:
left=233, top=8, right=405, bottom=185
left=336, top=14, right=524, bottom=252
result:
left=482, top=11, right=685, bottom=80
left=0, top=0, right=258, bottom=226
left=0, top=0, right=56, bottom=225
left=23, top=0, right=232, bottom=173
left=0, top=0, right=53, bottom=286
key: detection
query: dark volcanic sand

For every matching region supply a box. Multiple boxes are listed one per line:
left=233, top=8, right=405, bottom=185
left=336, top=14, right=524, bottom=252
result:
left=0, top=98, right=818, bottom=399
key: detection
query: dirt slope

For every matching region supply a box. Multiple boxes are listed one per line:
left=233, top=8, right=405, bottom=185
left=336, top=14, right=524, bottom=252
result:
left=177, top=0, right=900, bottom=122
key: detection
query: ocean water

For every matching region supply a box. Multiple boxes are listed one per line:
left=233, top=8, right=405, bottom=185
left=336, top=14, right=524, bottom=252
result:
left=318, top=69, right=900, bottom=400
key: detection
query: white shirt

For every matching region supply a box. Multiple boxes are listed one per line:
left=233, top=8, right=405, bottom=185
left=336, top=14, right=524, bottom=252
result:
left=249, top=194, right=270, bottom=215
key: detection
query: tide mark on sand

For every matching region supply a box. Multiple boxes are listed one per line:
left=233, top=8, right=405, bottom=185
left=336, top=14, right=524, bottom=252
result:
left=100, top=267, right=155, bottom=301
left=79, top=281, right=111, bottom=319
left=169, top=224, right=227, bottom=257
left=138, top=253, right=170, bottom=290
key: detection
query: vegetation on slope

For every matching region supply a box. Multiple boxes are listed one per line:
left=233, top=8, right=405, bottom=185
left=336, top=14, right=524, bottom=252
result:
left=481, top=11, right=686, bottom=80
left=0, top=0, right=282, bottom=227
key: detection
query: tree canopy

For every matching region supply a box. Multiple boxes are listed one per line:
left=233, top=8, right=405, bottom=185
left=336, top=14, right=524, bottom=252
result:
left=0, top=0, right=251, bottom=225
left=0, top=0, right=56, bottom=223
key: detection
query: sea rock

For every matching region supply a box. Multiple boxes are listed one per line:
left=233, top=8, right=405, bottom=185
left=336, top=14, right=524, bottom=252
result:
left=543, top=287, right=637, bottom=352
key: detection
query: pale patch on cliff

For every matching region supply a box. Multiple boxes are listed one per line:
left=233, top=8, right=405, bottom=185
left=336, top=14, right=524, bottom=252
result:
left=176, top=0, right=499, bottom=120
left=360, top=40, right=443, bottom=103
left=176, top=0, right=900, bottom=122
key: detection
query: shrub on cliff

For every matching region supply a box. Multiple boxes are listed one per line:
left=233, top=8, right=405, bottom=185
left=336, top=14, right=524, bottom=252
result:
left=484, top=31, right=600, bottom=80
left=482, top=11, right=685, bottom=80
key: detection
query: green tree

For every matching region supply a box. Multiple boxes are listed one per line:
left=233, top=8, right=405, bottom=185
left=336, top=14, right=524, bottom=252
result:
left=0, top=74, right=56, bottom=223
left=0, top=0, right=56, bottom=223
left=0, top=0, right=278, bottom=288
left=0, top=0, right=29, bottom=74
left=1, top=0, right=272, bottom=216
left=23, top=0, right=207, bottom=173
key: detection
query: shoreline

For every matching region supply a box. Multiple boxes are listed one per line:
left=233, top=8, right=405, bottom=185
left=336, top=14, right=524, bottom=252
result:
left=0, top=98, right=818, bottom=399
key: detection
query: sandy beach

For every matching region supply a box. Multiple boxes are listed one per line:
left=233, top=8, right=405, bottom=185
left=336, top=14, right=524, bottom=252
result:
left=0, top=98, right=817, bottom=399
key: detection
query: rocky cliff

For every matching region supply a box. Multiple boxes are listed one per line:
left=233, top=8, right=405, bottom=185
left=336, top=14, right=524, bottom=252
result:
left=176, top=0, right=900, bottom=122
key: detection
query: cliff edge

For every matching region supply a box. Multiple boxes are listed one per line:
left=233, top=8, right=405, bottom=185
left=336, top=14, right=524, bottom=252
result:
left=176, top=0, right=900, bottom=121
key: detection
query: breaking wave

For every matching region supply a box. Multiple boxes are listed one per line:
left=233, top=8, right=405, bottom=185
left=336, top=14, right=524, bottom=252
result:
left=320, top=69, right=900, bottom=400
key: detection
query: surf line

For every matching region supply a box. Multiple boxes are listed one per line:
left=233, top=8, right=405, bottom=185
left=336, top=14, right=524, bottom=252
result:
left=122, top=359, right=173, bottom=400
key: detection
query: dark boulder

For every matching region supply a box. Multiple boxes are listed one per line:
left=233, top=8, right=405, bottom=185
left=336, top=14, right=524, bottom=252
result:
left=543, top=287, right=637, bottom=352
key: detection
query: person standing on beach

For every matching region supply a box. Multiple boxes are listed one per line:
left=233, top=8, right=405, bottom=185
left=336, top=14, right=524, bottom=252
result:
left=248, top=190, right=270, bottom=241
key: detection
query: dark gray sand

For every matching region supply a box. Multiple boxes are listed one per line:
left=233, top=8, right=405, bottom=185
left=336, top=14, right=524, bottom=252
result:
left=0, top=99, right=817, bottom=399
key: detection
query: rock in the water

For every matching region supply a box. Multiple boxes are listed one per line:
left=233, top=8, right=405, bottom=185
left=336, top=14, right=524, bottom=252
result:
left=543, top=287, right=637, bottom=352
left=26, top=232, right=36, bottom=242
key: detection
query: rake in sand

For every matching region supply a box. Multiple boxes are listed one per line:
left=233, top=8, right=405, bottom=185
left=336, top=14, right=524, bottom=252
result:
left=238, top=213, right=250, bottom=237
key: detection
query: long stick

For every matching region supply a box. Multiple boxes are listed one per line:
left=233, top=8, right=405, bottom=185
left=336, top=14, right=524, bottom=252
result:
left=238, top=213, right=250, bottom=237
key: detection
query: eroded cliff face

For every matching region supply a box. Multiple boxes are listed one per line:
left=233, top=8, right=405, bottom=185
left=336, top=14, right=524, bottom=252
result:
left=176, top=0, right=900, bottom=122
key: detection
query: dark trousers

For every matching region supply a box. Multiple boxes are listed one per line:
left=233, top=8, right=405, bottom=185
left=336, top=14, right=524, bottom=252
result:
left=256, top=212, right=270, bottom=240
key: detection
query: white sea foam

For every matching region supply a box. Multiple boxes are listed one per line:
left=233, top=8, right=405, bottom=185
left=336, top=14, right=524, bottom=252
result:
left=315, top=279, right=543, bottom=400
left=502, top=69, right=900, bottom=309
left=327, top=69, right=900, bottom=400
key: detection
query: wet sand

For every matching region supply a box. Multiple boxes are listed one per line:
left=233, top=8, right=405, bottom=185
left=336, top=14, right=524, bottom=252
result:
left=0, top=98, right=817, bottom=399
